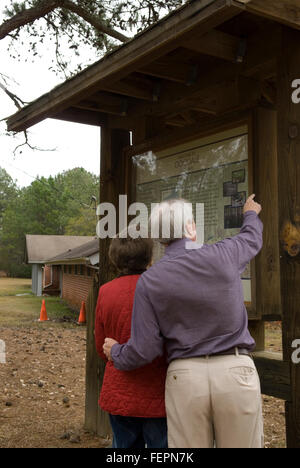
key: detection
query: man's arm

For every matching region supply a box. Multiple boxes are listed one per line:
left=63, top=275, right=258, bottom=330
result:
left=107, top=277, right=164, bottom=371
left=218, top=194, right=263, bottom=273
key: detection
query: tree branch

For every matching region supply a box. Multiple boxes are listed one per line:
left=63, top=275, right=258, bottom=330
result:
left=12, top=130, right=57, bottom=156
left=0, top=0, right=64, bottom=40
left=61, top=0, right=130, bottom=43
left=0, top=82, right=27, bottom=109
left=0, top=76, right=55, bottom=155
left=0, top=0, right=130, bottom=43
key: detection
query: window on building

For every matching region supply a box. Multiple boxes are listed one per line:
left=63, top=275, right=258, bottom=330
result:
left=68, top=265, right=73, bottom=275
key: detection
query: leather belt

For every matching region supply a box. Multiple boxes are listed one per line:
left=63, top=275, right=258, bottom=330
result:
left=201, top=347, right=252, bottom=358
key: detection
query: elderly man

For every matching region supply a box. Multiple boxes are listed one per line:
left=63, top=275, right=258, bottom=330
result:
left=104, top=195, right=264, bottom=449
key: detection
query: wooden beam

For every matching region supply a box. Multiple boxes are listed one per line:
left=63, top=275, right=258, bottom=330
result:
left=130, top=70, right=263, bottom=122
left=7, top=0, right=241, bottom=132
left=101, top=76, right=155, bottom=101
left=182, top=28, right=240, bottom=62
left=165, top=116, right=188, bottom=127
left=242, top=26, right=280, bottom=78
left=139, top=59, right=190, bottom=83
left=190, top=105, right=217, bottom=115
left=91, top=91, right=130, bottom=106
left=52, top=107, right=106, bottom=126
left=126, top=26, right=279, bottom=121
left=163, top=77, right=262, bottom=123
left=277, top=26, right=300, bottom=448
left=252, top=107, right=281, bottom=319
left=75, top=91, right=132, bottom=116
left=253, top=352, right=291, bottom=401
left=75, top=101, right=128, bottom=116
left=261, top=82, right=277, bottom=105
left=126, top=108, right=250, bottom=157
left=232, top=0, right=300, bottom=30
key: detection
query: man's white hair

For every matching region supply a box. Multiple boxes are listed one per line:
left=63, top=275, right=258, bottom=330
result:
left=149, top=199, right=194, bottom=244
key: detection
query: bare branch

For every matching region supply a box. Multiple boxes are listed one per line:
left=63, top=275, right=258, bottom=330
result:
left=0, top=76, right=56, bottom=155
left=13, top=130, right=57, bottom=156
left=0, top=82, right=27, bottom=109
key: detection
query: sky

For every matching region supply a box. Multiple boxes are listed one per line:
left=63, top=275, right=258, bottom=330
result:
left=0, top=4, right=103, bottom=187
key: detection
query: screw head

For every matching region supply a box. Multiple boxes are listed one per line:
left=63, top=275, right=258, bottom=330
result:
left=289, top=124, right=299, bottom=139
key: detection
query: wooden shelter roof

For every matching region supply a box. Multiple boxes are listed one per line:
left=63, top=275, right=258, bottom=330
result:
left=7, top=0, right=300, bottom=134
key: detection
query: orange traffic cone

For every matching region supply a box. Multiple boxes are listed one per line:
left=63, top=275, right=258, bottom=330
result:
left=38, top=300, right=49, bottom=322
left=77, top=302, right=86, bottom=325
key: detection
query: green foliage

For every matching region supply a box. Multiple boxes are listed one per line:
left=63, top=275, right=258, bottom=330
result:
left=7, top=263, right=32, bottom=278
left=65, top=206, right=98, bottom=236
left=0, top=166, right=99, bottom=277
left=0, top=167, right=18, bottom=229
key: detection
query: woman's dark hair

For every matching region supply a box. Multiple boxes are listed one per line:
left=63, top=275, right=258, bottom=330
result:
left=109, top=234, right=154, bottom=276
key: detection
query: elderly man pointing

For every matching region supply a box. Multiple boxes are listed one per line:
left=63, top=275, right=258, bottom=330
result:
left=103, top=195, right=264, bottom=449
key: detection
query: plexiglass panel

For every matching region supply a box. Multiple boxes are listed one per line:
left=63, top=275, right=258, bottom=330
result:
left=133, top=126, right=251, bottom=303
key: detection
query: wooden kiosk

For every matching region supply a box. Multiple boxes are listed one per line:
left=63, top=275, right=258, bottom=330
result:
left=7, top=0, right=300, bottom=448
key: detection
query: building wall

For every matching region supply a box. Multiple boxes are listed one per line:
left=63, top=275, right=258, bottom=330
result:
left=43, top=265, right=61, bottom=295
left=62, top=265, right=96, bottom=311
left=32, top=264, right=43, bottom=297
left=43, top=265, right=52, bottom=287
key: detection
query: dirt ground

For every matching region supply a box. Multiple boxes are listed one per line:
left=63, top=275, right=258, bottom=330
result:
left=0, top=279, right=286, bottom=448
left=0, top=326, right=110, bottom=448
left=0, top=323, right=286, bottom=449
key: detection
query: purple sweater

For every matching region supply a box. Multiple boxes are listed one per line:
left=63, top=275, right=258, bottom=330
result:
left=111, top=211, right=263, bottom=370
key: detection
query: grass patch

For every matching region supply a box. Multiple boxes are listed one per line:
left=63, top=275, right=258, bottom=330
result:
left=0, top=278, right=79, bottom=329
left=0, top=278, right=32, bottom=297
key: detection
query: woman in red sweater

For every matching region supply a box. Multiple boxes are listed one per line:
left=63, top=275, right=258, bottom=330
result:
left=95, top=234, right=168, bottom=448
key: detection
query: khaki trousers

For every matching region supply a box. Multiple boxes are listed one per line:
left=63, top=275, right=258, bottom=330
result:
left=165, top=353, right=264, bottom=448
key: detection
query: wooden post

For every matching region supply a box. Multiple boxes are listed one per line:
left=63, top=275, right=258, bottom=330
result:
left=252, top=107, right=281, bottom=322
left=277, top=26, right=300, bottom=448
left=85, top=272, right=103, bottom=434
left=85, top=123, right=130, bottom=437
left=248, top=321, right=265, bottom=352
left=248, top=106, right=282, bottom=352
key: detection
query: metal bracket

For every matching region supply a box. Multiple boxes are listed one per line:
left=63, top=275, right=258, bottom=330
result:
left=236, top=38, right=247, bottom=63
left=152, top=82, right=162, bottom=102
left=186, top=64, right=199, bottom=87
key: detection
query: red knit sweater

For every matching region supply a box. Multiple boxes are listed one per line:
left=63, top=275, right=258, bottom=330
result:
left=95, top=275, right=167, bottom=418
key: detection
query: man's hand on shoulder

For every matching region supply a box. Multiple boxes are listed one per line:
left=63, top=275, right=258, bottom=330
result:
left=243, top=194, right=262, bottom=216
left=103, top=338, right=119, bottom=361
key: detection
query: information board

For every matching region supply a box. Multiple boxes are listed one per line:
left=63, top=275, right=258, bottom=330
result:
left=134, top=126, right=251, bottom=302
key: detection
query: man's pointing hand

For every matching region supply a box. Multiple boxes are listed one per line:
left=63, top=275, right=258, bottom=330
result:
left=243, top=194, right=262, bottom=215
